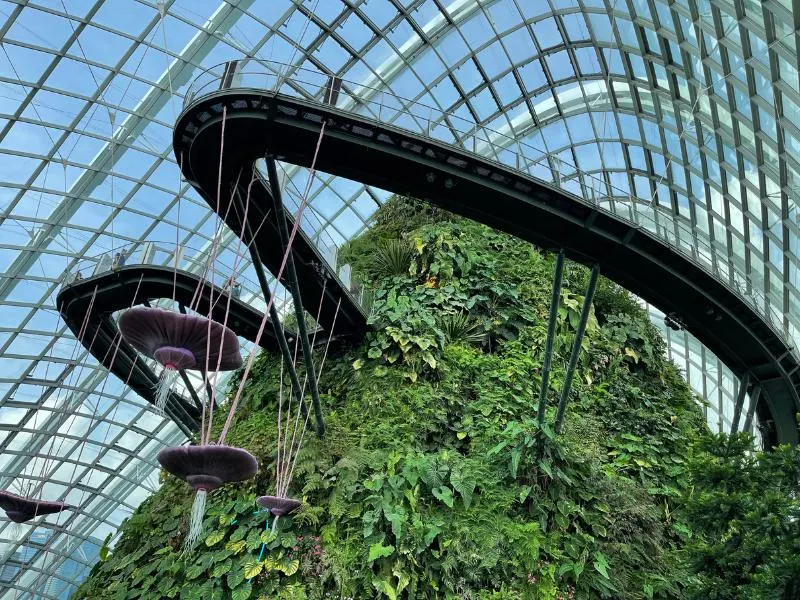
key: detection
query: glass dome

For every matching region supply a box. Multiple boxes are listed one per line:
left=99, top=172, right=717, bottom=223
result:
left=0, top=0, right=795, bottom=595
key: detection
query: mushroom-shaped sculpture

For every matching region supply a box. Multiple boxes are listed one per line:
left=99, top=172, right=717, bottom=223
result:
left=0, top=491, right=70, bottom=524
left=257, top=495, right=301, bottom=518
left=119, top=307, right=242, bottom=413
left=158, top=445, right=258, bottom=548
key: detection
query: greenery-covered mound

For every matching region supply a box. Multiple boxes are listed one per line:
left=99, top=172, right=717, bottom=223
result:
left=74, top=199, right=799, bottom=599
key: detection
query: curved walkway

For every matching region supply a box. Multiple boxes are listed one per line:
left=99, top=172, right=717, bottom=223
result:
left=169, top=153, right=368, bottom=339
left=175, top=83, right=800, bottom=445
left=56, top=264, right=283, bottom=433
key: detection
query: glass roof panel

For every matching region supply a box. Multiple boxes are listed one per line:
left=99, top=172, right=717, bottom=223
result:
left=0, top=0, right=794, bottom=594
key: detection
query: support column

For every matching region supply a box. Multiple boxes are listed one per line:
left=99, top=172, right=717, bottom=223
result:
left=264, top=157, right=325, bottom=437
left=730, top=372, right=750, bottom=434
left=537, top=251, right=564, bottom=426
left=555, top=265, right=600, bottom=434
left=232, top=187, right=312, bottom=428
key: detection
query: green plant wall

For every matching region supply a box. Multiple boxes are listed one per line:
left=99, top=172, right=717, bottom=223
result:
left=73, top=198, right=798, bottom=599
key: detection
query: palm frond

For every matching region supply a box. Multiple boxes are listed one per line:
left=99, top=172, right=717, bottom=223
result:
left=371, top=239, right=414, bottom=278
left=439, top=312, right=486, bottom=345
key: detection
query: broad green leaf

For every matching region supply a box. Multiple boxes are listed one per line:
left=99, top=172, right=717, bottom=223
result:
left=519, top=485, right=532, bottom=503
left=204, top=530, right=225, bottom=547
left=243, top=560, right=262, bottom=579
left=372, top=577, right=398, bottom=600
left=260, top=529, right=277, bottom=544
left=212, top=559, right=232, bottom=578
left=231, top=581, right=252, bottom=600
left=431, top=485, right=454, bottom=508
left=227, top=566, right=245, bottom=589
left=368, top=542, right=395, bottom=562
left=184, top=563, right=205, bottom=580
left=225, top=540, right=247, bottom=554
left=278, top=559, right=299, bottom=576
left=593, top=551, right=610, bottom=579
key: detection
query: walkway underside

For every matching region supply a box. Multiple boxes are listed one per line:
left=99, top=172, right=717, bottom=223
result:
left=175, top=91, right=800, bottom=446
left=57, top=264, right=283, bottom=433
left=174, top=147, right=367, bottom=340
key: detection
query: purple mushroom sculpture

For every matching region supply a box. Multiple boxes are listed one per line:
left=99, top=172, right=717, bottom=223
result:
left=0, top=490, right=70, bottom=524
left=257, top=495, right=301, bottom=531
left=118, top=307, right=242, bottom=414
left=157, top=444, right=258, bottom=548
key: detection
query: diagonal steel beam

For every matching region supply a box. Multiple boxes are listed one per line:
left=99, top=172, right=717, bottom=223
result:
left=730, top=371, right=750, bottom=434
left=265, top=157, right=325, bottom=436
left=0, top=0, right=256, bottom=302
left=555, top=265, right=600, bottom=433
left=537, top=250, right=564, bottom=426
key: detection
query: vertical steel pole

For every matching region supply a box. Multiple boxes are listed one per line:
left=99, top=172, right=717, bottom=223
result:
left=264, top=157, right=325, bottom=437
left=537, top=251, right=565, bottom=426
left=232, top=188, right=311, bottom=425
left=555, top=265, right=600, bottom=434
left=729, top=372, right=750, bottom=434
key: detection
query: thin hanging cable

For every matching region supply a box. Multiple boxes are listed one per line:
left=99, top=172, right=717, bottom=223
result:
left=158, top=0, right=178, bottom=122
left=278, top=278, right=328, bottom=496
left=203, top=171, right=259, bottom=445
left=28, top=349, right=146, bottom=593
left=275, top=359, right=286, bottom=496
left=16, top=300, right=78, bottom=498
left=218, top=122, right=328, bottom=444
left=173, top=154, right=183, bottom=300
left=195, top=105, right=229, bottom=441
left=64, top=276, right=147, bottom=498
left=277, top=335, right=301, bottom=497
left=22, top=294, right=105, bottom=503
left=282, top=298, right=341, bottom=497
left=32, top=275, right=145, bottom=496
left=187, top=174, right=244, bottom=316
left=277, top=0, right=321, bottom=88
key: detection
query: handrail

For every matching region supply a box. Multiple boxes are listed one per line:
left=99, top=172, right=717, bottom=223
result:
left=60, top=236, right=370, bottom=318
left=182, top=59, right=795, bottom=359
left=59, top=239, right=262, bottom=302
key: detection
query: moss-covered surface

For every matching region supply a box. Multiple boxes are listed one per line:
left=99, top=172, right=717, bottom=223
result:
left=74, top=199, right=797, bottom=599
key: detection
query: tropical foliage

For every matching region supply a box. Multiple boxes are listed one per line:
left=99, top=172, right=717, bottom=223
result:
left=74, top=197, right=800, bottom=599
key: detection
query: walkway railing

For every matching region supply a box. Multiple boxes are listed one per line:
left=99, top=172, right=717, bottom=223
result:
left=251, top=162, right=371, bottom=313
left=182, top=59, right=795, bottom=358
left=60, top=238, right=370, bottom=323
left=60, top=240, right=262, bottom=302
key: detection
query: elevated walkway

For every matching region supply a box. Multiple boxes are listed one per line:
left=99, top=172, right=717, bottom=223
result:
left=56, top=244, right=284, bottom=433
left=173, top=136, right=368, bottom=340
left=175, top=61, right=800, bottom=445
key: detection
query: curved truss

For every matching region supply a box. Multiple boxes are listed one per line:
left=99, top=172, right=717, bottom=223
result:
left=177, top=84, right=800, bottom=445
left=0, top=0, right=797, bottom=595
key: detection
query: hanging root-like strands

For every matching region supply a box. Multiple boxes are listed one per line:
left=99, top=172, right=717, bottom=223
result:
left=154, top=366, right=180, bottom=415
left=185, top=489, right=207, bottom=550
